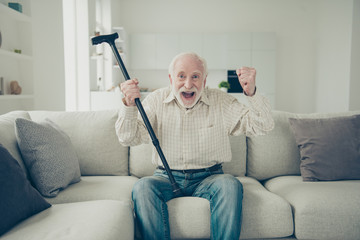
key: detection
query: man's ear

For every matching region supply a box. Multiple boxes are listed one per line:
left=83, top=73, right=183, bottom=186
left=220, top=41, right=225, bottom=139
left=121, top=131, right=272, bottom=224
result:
left=203, top=75, right=207, bottom=87
left=169, top=74, right=173, bottom=85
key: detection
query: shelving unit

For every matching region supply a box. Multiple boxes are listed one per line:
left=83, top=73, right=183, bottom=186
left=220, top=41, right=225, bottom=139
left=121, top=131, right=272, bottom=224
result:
left=88, top=0, right=129, bottom=108
left=113, top=26, right=127, bottom=63
left=0, top=2, right=33, bottom=114
left=0, top=48, right=32, bottom=60
left=0, top=3, right=31, bottom=22
left=111, top=26, right=127, bottom=88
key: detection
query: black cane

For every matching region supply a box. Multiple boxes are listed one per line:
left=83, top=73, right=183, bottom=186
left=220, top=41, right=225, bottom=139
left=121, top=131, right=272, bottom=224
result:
left=92, top=33, right=182, bottom=197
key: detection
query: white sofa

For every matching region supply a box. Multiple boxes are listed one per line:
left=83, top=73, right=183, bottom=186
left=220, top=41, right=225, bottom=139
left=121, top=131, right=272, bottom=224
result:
left=0, top=109, right=359, bottom=240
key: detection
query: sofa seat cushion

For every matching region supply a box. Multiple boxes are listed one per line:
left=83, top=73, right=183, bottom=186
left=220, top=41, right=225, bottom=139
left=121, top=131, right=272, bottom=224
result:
left=1, top=200, right=134, bottom=240
left=29, top=110, right=129, bottom=176
left=264, top=176, right=360, bottom=239
left=44, top=176, right=138, bottom=204
left=165, top=177, right=293, bottom=239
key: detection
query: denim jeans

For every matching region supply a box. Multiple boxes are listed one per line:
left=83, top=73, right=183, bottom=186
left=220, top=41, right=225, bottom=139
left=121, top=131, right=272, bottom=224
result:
left=132, top=167, right=243, bottom=240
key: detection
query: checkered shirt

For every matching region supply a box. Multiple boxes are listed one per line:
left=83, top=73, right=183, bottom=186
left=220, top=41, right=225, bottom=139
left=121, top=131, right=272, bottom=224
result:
left=115, top=86, right=274, bottom=170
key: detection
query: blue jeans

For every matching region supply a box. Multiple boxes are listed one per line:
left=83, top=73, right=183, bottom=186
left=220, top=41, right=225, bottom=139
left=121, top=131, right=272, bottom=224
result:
left=132, top=167, right=243, bottom=240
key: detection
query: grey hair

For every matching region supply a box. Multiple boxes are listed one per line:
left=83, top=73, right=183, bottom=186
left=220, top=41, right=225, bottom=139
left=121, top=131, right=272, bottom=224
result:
left=168, top=52, right=208, bottom=79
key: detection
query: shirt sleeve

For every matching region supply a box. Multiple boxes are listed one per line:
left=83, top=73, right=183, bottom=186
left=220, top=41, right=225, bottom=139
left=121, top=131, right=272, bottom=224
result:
left=115, top=95, right=157, bottom=146
left=224, top=91, right=274, bottom=136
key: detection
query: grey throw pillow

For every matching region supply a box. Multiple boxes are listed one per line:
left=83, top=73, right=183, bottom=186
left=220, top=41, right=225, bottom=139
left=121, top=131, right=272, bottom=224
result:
left=289, top=115, right=360, bottom=181
left=15, top=118, right=81, bottom=197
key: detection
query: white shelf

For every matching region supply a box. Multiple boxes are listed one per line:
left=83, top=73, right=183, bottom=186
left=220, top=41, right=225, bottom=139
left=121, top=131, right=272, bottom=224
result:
left=0, top=49, right=33, bottom=61
left=0, top=3, right=31, bottom=22
left=0, top=94, right=34, bottom=100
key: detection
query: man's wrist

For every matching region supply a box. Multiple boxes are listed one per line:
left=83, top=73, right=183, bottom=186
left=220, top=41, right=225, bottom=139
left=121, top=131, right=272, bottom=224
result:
left=244, top=87, right=256, bottom=97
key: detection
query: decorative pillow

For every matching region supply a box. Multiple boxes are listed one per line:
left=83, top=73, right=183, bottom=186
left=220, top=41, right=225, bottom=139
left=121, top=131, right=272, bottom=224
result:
left=289, top=115, right=360, bottom=181
left=29, top=110, right=129, bottom=176
left=15, top=118, right=81, bottom=197
left=0, top=144, right=51, bottom=236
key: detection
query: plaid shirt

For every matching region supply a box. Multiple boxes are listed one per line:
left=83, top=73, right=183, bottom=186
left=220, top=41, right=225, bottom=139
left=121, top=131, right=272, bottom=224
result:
left=115, top=86, right=274, bottom=170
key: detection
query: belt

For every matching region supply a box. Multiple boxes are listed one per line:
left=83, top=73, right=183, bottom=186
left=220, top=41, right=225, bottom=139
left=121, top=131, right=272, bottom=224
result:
left=157, top=164, right=222, bottom=174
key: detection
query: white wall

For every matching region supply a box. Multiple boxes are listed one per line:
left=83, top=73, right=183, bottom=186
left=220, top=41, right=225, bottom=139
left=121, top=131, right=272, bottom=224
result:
left=113, top=0, right=357, bottom=113
left=314, top=0, right=353, bottom=113
left=32, top=0, right=66, bottom=110
left=30, top=0, right=358, bottom=113
left=349, top=0, right=360, bottom=111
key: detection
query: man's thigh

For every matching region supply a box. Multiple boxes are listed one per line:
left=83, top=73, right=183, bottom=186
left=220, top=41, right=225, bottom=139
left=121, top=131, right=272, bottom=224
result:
left=132, top=170, right=176, bottom=202
left=192, top=173, right=242, bottom=199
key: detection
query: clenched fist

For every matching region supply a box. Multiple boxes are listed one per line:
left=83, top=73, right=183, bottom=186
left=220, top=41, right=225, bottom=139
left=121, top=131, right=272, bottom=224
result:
left=120, top=78, right=141, bottom=106
left=236, top=67, right=256, bottom=97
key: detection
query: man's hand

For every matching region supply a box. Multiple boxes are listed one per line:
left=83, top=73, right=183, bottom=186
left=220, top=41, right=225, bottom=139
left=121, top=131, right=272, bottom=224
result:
left=120, top=78, right=141, bottom=106
left=236, top=67, right=256, bottom=97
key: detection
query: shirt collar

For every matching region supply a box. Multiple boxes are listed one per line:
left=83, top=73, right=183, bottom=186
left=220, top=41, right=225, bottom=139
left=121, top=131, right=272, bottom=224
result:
left=163, top=87, right=211, bottom=107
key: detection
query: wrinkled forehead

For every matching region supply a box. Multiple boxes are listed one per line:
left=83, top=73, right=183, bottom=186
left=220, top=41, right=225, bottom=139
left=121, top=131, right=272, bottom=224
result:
left=174, top=55, right=205, bottom=75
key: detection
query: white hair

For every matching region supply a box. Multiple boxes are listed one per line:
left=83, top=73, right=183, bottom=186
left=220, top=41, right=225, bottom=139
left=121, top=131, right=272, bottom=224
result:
left=168, top=52, right=208, bottom=79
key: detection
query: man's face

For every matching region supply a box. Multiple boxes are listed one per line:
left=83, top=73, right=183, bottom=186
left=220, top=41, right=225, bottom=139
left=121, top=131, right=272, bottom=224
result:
left=169, top=55, right=207, bottom=108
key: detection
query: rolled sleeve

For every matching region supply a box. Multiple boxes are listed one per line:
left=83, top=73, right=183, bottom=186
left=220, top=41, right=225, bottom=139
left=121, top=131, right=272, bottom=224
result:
left=115, top=101, right=143, bottom=146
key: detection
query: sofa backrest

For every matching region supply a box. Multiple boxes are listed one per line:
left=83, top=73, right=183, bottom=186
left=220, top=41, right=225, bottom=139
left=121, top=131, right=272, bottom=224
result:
left=29, top=110, right=128, bottom=176
left=129, top=135, right=247, bottom=178
left=0, top=111, right=31, bottom=175
left=246, top=111, right=301, bottom=180
left=247, top=110, right=360, bottom=181
left=4, top=109, right=355, bottom=180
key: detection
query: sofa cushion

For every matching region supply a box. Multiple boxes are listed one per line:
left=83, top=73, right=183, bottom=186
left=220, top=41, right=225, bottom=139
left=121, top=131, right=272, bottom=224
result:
left=129, top=143, right=155, bottom=178
left=289, top=115, right=360, bottom=181
left=165, top=177, right=293, bottom=239
left=129, top=135, right=247, bottom=178
left=15, top=118, right=81, bottom=197
left=223, top=135, right=247, bottom=177
left=1, top=200, right=134, bottom=240
left=43, top=176, right=138, bottom=205
left=29, top=110, right=129, bottom=176
left=0, top=144, right=51, bottom=236
left=264, top=176, right=360, bottom=240
left=247, top=111, right=301, bottom=180
left=247, top=110, right=360, bottom=181
left=0, top=111, right=30, bottom=175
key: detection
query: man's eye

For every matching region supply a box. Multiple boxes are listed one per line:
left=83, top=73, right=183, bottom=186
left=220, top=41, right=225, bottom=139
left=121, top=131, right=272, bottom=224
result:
left=192, top=75, right=199, bottom=79
left=179, top=74, right=186, bottom=79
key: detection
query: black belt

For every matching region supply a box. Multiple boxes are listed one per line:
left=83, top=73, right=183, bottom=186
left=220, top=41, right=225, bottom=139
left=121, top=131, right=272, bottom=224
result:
left=157, top=164, right=222, bottom=174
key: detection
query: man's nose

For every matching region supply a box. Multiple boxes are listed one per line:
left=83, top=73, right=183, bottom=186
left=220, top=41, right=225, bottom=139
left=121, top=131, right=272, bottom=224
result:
left=184, top=77, right=192, bottom=89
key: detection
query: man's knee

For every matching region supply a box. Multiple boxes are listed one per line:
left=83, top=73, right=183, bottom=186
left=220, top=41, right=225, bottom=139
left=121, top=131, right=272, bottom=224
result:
left=132, top=177, right=158, bottom=201
left=213, top=174, right=243, bottom=198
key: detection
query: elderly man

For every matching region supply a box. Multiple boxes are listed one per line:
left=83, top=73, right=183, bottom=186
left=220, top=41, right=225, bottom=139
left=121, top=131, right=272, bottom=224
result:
left=116, top=52, right=274, bottom=240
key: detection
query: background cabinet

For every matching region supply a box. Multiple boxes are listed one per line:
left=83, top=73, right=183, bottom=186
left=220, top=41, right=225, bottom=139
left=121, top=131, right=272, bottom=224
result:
left=130, top=34, right=156, bottom=70
left=0, top=2, right=33, bottom=114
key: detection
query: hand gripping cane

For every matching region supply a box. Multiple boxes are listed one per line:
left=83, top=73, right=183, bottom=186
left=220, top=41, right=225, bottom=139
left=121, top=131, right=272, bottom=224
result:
left=92, top=33, right=182, bottom=197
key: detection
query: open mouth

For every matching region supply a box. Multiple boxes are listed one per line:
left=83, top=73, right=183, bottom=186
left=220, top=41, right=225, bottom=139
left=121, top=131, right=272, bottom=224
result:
left=181, top=92, right=195, bottom=99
